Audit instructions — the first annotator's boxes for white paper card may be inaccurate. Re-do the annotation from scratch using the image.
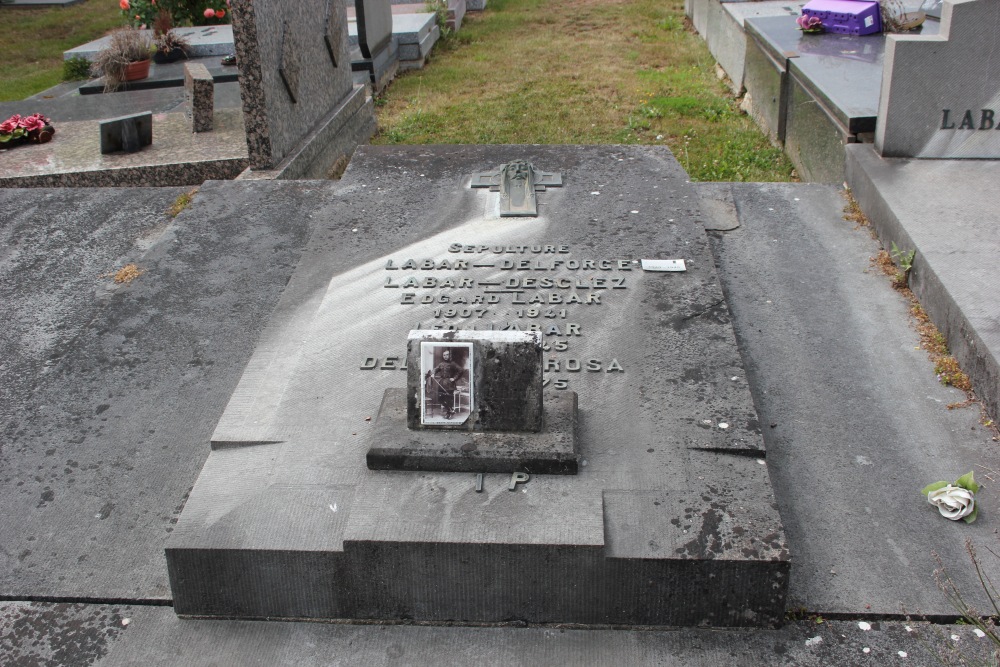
[641,259,686,272]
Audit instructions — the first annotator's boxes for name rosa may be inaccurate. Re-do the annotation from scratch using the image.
[940,109,1000,130]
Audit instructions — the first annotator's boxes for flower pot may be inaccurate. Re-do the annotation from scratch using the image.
[123,59,151,82]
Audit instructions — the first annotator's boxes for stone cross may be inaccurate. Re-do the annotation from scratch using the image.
[470,160,563,217]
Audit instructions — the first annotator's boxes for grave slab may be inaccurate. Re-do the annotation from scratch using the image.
[0,110,247,188]
[706,180,1000,615]
[166,145,788,627]
[846,144,1000,426]
[64,26,236,62]
[0,182,319,600]
[78,57,239,96]
[743,15,940,181]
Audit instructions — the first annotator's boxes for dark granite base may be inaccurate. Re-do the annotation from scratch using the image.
[782,69,849,184]
[238,84,375,180]
[367,389,579,474]
[742,22,789,143]
[351,41,399,93]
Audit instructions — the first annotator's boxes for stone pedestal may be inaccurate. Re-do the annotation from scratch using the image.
[184,62,214,133]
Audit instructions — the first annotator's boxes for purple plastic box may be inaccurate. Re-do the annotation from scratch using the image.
[801,0,882,35]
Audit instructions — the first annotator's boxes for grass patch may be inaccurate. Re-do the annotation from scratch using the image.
[0,3,121,102]
[373,0,795,182]
[167,189,198,217]
[870,248,972,394]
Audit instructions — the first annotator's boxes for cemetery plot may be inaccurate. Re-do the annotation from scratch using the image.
[166,145,789,627]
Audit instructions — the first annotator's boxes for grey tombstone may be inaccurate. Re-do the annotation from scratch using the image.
[165,145,789,628]
[99,111,153,154]
[229,0,376,178]
[875,0,1000,158]
[183,62,214,133]
[352,0,399,91]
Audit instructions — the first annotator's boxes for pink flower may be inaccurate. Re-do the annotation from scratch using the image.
[0,115,21,133]
[797,14,823,30]
[120,0,130,9]
[18,114,48,132]
[204,7,216,18]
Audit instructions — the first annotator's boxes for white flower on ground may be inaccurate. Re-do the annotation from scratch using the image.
[926,484,976,520]
[922,471,979,523]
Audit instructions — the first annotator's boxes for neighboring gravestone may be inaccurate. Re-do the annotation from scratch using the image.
[230,0,376,177]
[875,0,1000,158]
[184,62,214,133]
[353,0,399,91]
[99,112,152,154]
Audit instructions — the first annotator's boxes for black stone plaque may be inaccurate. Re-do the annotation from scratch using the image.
[99,112,153,154]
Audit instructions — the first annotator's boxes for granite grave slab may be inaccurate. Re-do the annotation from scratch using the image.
[166,145,789,627]
[743,15,940,181]
[65,26,236,62]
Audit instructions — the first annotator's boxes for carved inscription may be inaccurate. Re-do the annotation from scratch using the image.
[362,243,632,390]
[940,109,1000,131]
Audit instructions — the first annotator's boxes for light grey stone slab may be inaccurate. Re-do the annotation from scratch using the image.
[399,24,439,61]
[876,0,1000,157]
[356,0,394,58]
[723,0,805,27]
[708,180,1000,614]
[391,11,437,44]
[65,26,235,61]
[845,143,1000,425]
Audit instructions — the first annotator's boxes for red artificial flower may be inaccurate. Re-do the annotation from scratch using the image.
[215,8,225,18]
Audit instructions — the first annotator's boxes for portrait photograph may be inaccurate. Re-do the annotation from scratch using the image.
[420,342,473,425]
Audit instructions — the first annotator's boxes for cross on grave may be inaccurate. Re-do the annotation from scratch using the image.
[470,160,563,217]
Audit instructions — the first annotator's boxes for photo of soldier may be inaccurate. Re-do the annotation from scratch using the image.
[420,343,472,425]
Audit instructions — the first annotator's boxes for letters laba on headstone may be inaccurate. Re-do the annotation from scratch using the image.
[876,0,1000,158]
[229,0,376,178]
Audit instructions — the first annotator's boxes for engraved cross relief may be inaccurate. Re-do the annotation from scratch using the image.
[470,160,563,217]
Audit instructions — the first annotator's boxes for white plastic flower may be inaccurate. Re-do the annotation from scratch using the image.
[926,484,976,520]
[922,471,979,523]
